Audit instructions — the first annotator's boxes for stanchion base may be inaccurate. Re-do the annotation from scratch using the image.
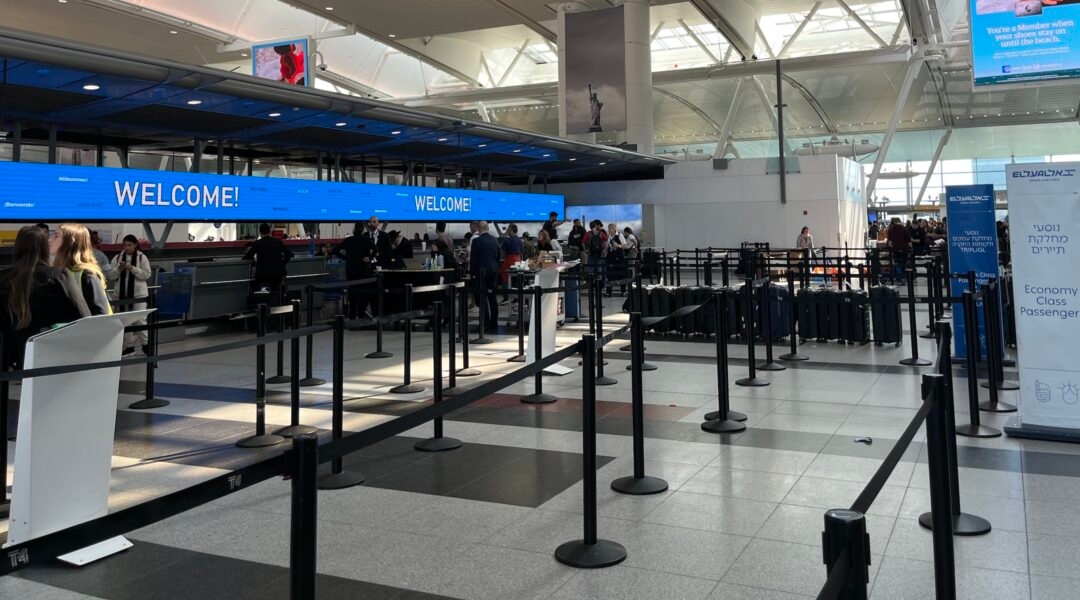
[554,539,627,569]
[507,354,526,363]
[918,511,992,536]
[127,398,170,410]
[472,337,495,345]
[779,353,809,361]
[265,375,292,384]
[415,436,464,452]
[640,362,658,371]
[955,423,1002,438]
[579,360,610,366]
[456,368,482,377]
[521,393,558,404]
[736,377,770,387]
[390,383,426,395]
[619,344,643,352]
[979,400,1018,413]
[298,377,327,387]
[919,331,938,339]
[899,357,933,366]
[705,410,748,422]
[611,475,669,496]
[596,376,619,386]
[317,470,366,490]
[236,434,287,448]
[273,424,318,437]
[757,361,787,372]
[701,419,747,434]
[365,351,394,359]
[982,380,1020,391]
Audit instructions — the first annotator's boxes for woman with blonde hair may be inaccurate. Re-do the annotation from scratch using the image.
[52,223,112,317]
[0,226,82,368]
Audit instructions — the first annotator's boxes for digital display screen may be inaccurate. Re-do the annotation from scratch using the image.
[971,0,1080,86]
[0,162,564,223]
[252,38,311,87]
[560,204,643,238]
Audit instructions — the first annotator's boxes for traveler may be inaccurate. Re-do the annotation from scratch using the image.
[622,227,640,260]
[390,230,413,269]
[89,230,118,283]
[52,223,112,317]
[436,221,453,250]
[470,221,501,331]
[567,219,586,257]
[500,224,524,302]
[886,217,911,281]
[795,226,814,250]
[607,223,629,295]
[581,220,609,285]
[537,229,555,253]
[910,219,928,256]
[110,234,153,355]
[868,221,880,241]
[541,211,569,241]
[243,223,294,304]
[332,219,390,319]
[0,226,82,369]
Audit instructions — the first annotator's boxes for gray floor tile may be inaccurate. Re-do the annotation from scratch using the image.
[801,454,915,488]
[616,520,752,580]
[432,545,576,600]
[549,565,718,600]
[708,446,817,476]
[1030,575,1080,600]
[678,467,799,503]
[885,518,1028,573]
[384,496,532,542]
[721,538,838,597]
[870,555,1030,600]
[897,487,1027,532]
[757,503,895,550]
[908,467,1024,499]
[1026,498,1080,537]
[706,583,812,599]
[0,577,102,600]
[1027,532,1080,579]
[643,491,777,537]
[783,476,906,517]
[1024,472,1080,504]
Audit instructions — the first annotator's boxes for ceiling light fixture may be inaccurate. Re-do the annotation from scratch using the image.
[169,30,179,34]
[478,143,487,148]
[186,99,203,105]
[438,137,448,142]
[335,122,347,127]
[269,112,282,117]
[512,149,522,153]
[569,158,577,162]
[241,52,249,57]
[82,84,101,91]
[543,154,550,157]
[599,162,606,166]
[325,5,334,10]
[388,34,397,38]
[391,130,402,135]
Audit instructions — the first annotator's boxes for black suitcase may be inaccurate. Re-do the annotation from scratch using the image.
[692,286,715,335]
[674,286,695,334]
[870,286,903,346]
[717,287,739,339]
[819,289,842,341]
[734,284,754,338]
[837,289,870,344]
[798,288,821,341]
[650,286,674,333]
[759,284,790,340]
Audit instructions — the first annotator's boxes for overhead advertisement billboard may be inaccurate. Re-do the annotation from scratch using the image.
[970,0,1080,86]
[252,38,311,87]
[564,6,627,134]
[0,162,563,223]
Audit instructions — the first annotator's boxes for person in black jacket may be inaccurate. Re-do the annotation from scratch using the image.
[0,226,82,369]
[243,223,294,304]
[469,221,501,331]
[332,217,393,319]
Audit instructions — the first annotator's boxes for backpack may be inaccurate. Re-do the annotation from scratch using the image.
[587,231,605,257]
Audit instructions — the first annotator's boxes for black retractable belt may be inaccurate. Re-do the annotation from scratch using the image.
[299,283,326,387]
[390,285,425,394]
[416,302,464,451]
[318,315,365,490]
[457,280,481,377]
[128,290,169,409]
[611,313,669,494]
[978,281,1017,413]
[736,278,769,387]
[267,292,292,384]
[236,304,287,449]
[274,300,318,438]
[954,291,1001,438]
[594,276,617,386]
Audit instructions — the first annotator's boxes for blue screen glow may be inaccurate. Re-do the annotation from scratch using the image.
[0,162,564,223]
[971,0,1080,86]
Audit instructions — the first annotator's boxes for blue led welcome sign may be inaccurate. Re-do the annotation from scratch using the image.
[0,162,564,222]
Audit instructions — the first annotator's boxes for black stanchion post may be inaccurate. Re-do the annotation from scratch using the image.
[721,257,730,287]
[299,283,326,386]
[955,291,1001,438]
[821,509,871,600]
[522,285,557,404]
[416,302,464,451]
[737,279,769,387]
[703,292,749,432]
[757,279,786,371]
[920,323,992,536]
[390,285,424,394]
[612,312,669,494]
[473,268,494,345]
[626,267,657,371]
[318,316,365,489]
[982,280,1019,391]
[128,291,168,409]
[921,262,939,339]
[923,374,959,600]
[900,268,932,366]
[267,300,291,384]
[978,281,1016,412]
[366,272,393,359]
[276,300,318,437]
[457,282,481,377]
[0,334,9,517]
[237,304,286,448]
[555,335,627,569]
[444,286,462,396]
[780,272,809,361]
[290,433,318,600]
[509,272,526,362]
[595,276,617,386]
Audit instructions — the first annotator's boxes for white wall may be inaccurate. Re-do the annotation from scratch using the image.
[535,155,864,250]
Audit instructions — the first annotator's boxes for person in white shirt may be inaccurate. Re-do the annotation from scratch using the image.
[110,234,153,354]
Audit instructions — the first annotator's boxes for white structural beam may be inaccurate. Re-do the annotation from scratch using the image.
[484,0,557,44]
[653,86,724,134]
[713,76,747,158]
[689,0,755,60]
[497,38,531,88]
[750,75,793,153]
[866,57,926,200]
[756,23,776,59]
[779,2,822,58]
[915,127,951,204]
[678,19,723,65]
[834,0,888,47]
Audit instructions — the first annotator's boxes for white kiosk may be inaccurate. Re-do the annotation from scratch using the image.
[4,310,154,565]
[526,266,574,376]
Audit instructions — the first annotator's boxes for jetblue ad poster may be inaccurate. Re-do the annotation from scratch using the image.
[971,0,1080,86]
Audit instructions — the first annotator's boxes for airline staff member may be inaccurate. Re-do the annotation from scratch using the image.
[243,223,294,304]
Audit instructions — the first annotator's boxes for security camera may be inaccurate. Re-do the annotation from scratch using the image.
[317,63,328,71]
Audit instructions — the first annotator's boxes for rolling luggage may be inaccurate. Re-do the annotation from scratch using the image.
[759,284,790,340]
[837,289,871,344]
[650,286,675,334]
[692,286,715,335]
[869,286,903,346]
[820,288,842,341]
[798,288,821,341]
[674,286,696,334]
[716,287,739,339]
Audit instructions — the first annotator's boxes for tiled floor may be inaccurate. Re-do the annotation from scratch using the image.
[1,290,1074,599]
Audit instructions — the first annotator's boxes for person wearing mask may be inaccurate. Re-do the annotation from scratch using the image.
[333,219,389,320]
[500,224,524,303]
[886,217,911,281]
[567,219,586,257]
[0,226,83,369]
[89,230,118,284]
[470,221,501,332]
[581,220,609,285]
[52,223,112,317]
[541,211,569,242]
[243,223,294,304]
[110,234,153,355]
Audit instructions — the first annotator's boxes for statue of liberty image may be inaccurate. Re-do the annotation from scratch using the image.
[588,83,603,132]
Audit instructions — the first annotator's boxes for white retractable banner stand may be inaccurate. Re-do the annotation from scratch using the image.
[5,310,154,565]
[1004,163,1080,439]
[527,267,573,376]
